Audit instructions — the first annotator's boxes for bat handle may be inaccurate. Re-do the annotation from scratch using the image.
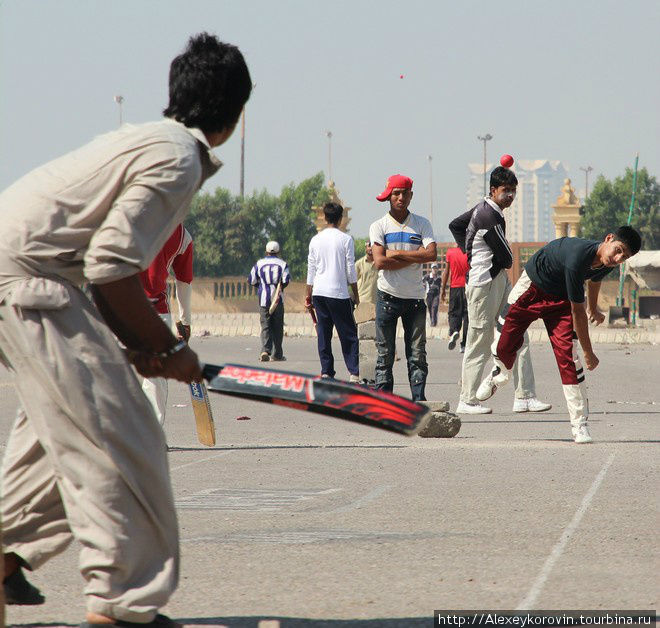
[202,363,223,381]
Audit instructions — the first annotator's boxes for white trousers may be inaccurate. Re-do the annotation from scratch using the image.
[141,312,172,426]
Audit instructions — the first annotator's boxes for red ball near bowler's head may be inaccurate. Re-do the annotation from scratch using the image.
[500,154,514,168]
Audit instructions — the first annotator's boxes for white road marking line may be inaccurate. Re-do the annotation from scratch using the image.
[516,452,616,610]
[328,484,390,513]
[170,451,233,471]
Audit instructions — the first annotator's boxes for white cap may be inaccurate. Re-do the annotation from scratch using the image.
[266,240,280,253]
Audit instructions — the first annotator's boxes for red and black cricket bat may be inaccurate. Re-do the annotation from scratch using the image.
[203,363,430,435]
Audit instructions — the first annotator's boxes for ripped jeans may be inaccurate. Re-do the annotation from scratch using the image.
[374,290,428,401]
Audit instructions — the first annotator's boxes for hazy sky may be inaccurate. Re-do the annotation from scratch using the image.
[1,0,658,238]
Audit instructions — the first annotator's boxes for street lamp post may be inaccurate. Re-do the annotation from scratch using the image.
[477,133,493,196]
[427,155,434,231]
[114,95,124,126]
[240,108,246,197]
[579,165,593,200]
[326,131,333,183]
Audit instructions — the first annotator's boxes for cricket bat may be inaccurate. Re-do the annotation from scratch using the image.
[189,380,216,446]
[203,363,430,435]
[268,281,283,315]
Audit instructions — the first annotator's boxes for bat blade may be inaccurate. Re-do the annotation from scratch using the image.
[189,380,216,446]
[202,363,430,435]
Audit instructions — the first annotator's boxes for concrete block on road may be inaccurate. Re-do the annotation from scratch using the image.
[359,359,376,381]
[418,411,461,438]
[420,400,451,412]
[358,320,377,339]
[354,302,376,324]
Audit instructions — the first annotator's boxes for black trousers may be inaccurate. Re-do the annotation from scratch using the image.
[448,286,469,348]
[312,295,359,378]
[426,291,440,326]
[260,302,284,358]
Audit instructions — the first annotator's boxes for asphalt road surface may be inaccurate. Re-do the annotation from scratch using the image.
[2,336,657,627]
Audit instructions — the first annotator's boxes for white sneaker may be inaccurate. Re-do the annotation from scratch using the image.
[447,331,459,350]
[572,424,593,444]
[456,401,492,414]
[476,373,498,401]
[349,374,360,383]
[259,351,270,362]
[512,397,553,413]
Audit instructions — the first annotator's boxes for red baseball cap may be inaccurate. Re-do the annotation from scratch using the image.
[376,174,413,202]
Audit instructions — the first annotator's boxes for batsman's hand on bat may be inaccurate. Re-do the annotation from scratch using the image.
[176,321,191,342]
[127,344,202,382]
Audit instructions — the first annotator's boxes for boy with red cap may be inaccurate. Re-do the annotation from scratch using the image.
[369,174,437,401]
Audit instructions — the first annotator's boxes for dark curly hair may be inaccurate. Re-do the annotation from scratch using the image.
[163,33,252,134]
[489,166,518,189]
[613,225,642,256]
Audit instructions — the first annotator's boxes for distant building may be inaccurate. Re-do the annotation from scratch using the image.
[467,160,569,242]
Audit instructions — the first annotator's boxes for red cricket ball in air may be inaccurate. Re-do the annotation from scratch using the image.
[500,154,514,168]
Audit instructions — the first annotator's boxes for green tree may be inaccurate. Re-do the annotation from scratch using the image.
[580,167,659,249]
[353,237,367,261]
[185,173,330,278]
[274,172,330,279]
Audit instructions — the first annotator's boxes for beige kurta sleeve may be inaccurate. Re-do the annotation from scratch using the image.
[83,150,202,285]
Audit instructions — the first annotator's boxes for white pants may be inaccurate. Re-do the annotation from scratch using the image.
[142,312,172,426]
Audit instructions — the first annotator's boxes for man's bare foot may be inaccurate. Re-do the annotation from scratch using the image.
[85,613,116,624]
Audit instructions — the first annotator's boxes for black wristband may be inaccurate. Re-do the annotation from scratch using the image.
[156,339,187,359]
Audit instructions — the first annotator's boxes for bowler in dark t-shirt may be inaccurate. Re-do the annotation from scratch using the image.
[525,237,614,303]
[474,226,641,444]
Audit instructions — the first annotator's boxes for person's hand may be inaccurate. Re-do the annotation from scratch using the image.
[127,350,164,378]
[353,294,360,307]
[305,297,313,311]
[159,345,203,383]
[385,249,399,259]
[176,321,191,342]
[440,290,447,304]
[584,350,599,371]
[587,308,605,326]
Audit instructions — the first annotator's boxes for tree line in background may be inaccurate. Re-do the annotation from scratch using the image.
[185,166,658,281]
[580,167,658,249]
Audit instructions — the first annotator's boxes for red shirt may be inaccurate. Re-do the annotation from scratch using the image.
[139,224,193,314]
[446,247,468,288]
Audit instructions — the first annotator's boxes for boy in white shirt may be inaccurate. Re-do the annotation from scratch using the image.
[305,202,360,380]
[369,174,437,401]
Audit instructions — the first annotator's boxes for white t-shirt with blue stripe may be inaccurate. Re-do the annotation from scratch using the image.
[369,212,435,299]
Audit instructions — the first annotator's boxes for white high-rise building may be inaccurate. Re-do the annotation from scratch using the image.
[466,160,569,242]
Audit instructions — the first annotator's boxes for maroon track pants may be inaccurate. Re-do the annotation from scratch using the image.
[497,282,582,386]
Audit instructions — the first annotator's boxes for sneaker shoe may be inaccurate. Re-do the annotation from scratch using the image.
[270,355,286,362]
[4,567,45,605]
[524,397,552,412]
[259,351,270,362]
[456,401,492,414]
[321,374,332,379]
[572,424,593,444]
[447,331,459,350]
[459,345,465,353]
[476,372,498,401]
[349,374,360,383]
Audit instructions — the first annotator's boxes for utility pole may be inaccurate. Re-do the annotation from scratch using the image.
[326,131,333,183]
[427,155,434,231]
[477,133,493,196]
[240,108,246,197]
[579,165,593,200]
[114,95,124,126]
